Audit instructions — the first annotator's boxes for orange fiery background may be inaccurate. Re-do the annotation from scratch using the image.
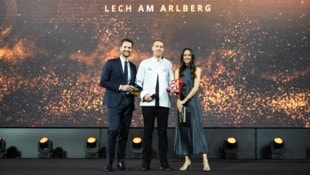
[0,0,309,127]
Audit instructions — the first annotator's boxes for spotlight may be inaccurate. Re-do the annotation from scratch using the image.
[84,137,99,158]
[6,146,21,158]
[130,136,142,158]
[0,137,6,158]
[52,147,66,158]
[223,137,239,159]
[270,137,286,159]
[38,136,53,158]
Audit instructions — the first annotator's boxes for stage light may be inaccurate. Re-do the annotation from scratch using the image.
[6,146,21,158]
[52,147,66,158]
[132,137,142,148]
[38,136,53,158]
[223,137,239,159]
[130,136,142,158]
[0,137,6,158]
[84,137,99,158]
[270,137,286,159]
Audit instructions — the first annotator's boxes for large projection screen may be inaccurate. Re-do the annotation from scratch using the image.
[0,0,309,128]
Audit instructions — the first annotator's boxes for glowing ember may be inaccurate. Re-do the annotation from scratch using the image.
[0,0,308,127]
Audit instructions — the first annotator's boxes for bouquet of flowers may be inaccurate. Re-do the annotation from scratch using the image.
[166,78,184,95]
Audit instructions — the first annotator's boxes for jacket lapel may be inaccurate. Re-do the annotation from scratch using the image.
[116,57,123,75]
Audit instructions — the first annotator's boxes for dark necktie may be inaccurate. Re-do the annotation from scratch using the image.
[124,61,128,84]
[155,75,159,107]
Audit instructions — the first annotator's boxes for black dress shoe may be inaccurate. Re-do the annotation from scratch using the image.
[160,165,172,171]
[104,165,112,172]
[117,162,129,171]
[141,162,151,171]
[141,166,151,171]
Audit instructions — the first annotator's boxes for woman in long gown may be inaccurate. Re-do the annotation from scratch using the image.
[174,48,211,171]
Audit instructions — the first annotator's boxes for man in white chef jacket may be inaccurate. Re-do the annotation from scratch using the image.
[135,39,174,171]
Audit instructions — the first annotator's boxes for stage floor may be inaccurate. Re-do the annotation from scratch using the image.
[1,158,310,175]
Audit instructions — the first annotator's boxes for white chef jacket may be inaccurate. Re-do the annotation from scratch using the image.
[136,57,174,108]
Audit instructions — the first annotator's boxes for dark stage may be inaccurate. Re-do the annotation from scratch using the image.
[1,158,309,175]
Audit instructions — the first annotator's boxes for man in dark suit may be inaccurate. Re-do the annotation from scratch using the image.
[99,38,137,172]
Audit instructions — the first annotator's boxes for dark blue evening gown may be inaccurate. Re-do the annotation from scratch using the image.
[174,67,209,156]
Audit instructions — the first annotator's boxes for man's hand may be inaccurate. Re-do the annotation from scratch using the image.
[143,93,154,102]
[121,85,135,92]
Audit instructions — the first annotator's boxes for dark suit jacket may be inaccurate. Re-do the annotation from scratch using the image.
[99,57,137,109]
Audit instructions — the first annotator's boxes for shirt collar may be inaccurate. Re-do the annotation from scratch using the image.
[151,56,164,62]
[120,56,128,62]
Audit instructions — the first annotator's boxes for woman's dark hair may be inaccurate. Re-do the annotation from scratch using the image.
[179,48,196,79]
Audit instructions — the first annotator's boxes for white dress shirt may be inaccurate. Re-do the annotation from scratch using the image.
[135,57,174,108]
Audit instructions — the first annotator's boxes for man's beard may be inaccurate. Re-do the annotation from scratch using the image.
[154,51,162,58]
[122,51,130,58]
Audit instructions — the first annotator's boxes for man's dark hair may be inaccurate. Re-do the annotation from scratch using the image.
[120,38,134,47]
[179,48,197,79]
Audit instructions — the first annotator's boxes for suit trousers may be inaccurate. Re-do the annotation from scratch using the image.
[106,95,133,165]
[141,106,170,167]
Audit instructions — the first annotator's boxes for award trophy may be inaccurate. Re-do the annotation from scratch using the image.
[178,106,190,127]
[129,81,143,96]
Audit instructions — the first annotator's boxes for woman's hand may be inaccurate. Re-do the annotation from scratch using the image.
[177,99,184,112]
